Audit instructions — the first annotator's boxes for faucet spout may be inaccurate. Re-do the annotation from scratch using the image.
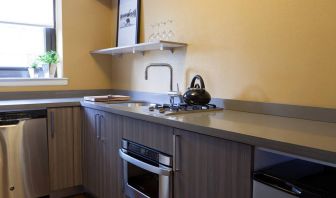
[144,63,173,92]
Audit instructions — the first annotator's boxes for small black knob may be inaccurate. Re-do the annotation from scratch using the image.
[159,108,166,113]
[10,186,15,191]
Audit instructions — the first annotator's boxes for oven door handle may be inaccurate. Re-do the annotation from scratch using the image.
[119,149,172,176]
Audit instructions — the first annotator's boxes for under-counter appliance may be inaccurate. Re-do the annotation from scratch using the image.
[0,110,49,198]
[119,139,173,198]
[253,160,336,198]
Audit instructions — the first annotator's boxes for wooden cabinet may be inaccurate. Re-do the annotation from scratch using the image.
[82,108,123,198]
[173,129,253,198]
[47,107,82,191]
[82,108,100,196]
[123,117,174,154]
[101,111,123,198]
[82,108,253,198]
[73,107,83,186]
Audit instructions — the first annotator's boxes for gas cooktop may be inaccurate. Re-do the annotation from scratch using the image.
[148,103,223,115]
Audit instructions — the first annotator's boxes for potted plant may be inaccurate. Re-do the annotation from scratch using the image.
[28,61,39,78]
[38,50,59,78]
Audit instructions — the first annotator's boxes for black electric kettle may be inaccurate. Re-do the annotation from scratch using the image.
[183,75,211,105]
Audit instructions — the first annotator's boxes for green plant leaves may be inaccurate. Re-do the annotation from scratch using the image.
[38,50,59,64]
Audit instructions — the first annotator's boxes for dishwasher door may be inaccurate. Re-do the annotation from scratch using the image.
[0,116,49,198]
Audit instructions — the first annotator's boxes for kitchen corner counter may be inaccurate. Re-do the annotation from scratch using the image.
[0,98,82,111]
[81,101,336,165]
[0,97,335,165]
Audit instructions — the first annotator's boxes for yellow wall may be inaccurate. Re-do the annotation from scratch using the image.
[1,0,335,109]
[0,0,114,92]
[110,0,336,108]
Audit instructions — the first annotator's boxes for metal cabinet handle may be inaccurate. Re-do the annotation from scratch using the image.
[50,111,55,138]
[94,114,100,139]
[119,149,172,176]
[99,115,104,141]
[173,134,180,171]
[97,114,101,140]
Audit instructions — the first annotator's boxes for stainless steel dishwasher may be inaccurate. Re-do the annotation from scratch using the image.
[0,110,50,198]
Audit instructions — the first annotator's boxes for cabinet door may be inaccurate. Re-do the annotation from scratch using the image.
[82,108,101,197]
[83,108,123,198]
[123,117,174,154]
[73,107,83,186]
[48,107,82,191]
[99,111,123,198]
[174,129,253,198]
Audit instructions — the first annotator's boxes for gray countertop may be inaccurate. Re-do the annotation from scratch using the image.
[0,98,82,111]
[0,98,335,164]
[81,101,336,165]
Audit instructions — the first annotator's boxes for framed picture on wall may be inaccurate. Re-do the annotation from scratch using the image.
[116,0,140,47]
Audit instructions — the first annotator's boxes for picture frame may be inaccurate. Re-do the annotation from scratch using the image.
[116,0,140,47]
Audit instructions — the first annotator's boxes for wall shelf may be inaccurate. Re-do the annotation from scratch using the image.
[90,40,187,56]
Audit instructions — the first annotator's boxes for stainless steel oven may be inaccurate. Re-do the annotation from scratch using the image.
[119,139,173,198]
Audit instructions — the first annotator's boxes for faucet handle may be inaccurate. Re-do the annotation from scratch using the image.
[168,91,180,96]
[168,83,183,107]
[168,83,182,96]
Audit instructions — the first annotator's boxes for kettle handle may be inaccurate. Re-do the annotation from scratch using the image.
[190,75,206,89]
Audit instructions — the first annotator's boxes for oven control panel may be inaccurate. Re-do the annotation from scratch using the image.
[121,139,172,167]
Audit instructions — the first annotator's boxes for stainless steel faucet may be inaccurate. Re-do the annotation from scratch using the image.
[145,63,182,106]
[145,63,173,92]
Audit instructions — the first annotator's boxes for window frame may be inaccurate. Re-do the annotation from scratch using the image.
[45,0,57,52]
[0,0,68,86]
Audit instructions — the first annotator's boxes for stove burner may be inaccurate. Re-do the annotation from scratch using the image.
[148,103,222,114]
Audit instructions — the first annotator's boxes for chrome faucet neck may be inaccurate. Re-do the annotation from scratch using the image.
[145,63,173,92]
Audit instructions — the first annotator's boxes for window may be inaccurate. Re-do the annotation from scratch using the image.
[0,0,56,78]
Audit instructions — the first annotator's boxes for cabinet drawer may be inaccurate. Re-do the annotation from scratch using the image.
[123,117,174,155]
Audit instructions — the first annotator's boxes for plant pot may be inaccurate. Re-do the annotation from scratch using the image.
[42,64,57,78]
[28,68,39,78]
[42,64,50,78]
[49,63,57,78]
[28,68,36,78]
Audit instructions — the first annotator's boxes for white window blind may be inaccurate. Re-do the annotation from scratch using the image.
[0,0,55,70]
[0,0,54,28]
[0,23,45,67]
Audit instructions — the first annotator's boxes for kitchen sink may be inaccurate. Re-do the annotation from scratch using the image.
[106,101,150,108]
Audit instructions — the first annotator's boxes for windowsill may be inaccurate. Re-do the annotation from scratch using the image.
[0,78,68,86]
